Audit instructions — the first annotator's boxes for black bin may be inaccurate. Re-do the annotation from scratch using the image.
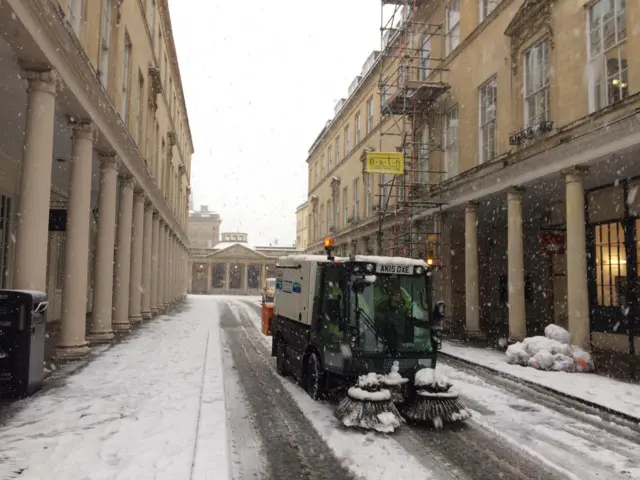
[0,290,48,399]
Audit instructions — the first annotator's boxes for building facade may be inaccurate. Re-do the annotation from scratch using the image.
[295,201,309,250]
[188,204,222,248]
[305,0,640,356]
[0,0,191,361]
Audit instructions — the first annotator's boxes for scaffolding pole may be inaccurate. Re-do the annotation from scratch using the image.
[373,0,449,260]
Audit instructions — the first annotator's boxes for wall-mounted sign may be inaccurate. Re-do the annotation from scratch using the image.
[364,152,404,175]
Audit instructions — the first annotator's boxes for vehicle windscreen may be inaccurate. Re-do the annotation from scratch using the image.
[350,273,432,354]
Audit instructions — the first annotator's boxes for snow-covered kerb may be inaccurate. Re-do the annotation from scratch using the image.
[506,324,594,373]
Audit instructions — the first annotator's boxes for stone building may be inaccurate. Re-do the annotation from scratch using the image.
[304,0,640,356]
[0,0,191,360]
[187,206,299,294]
[295,201,309,250]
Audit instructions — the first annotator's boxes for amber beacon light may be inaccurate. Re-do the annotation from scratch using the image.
[324,237,335,260]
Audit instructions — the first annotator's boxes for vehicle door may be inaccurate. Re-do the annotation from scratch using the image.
[311,264,345,371]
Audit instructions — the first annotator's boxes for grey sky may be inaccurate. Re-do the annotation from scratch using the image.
[168,0,381,246]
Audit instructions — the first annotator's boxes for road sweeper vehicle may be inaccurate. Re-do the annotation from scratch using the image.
[270,237,469,431]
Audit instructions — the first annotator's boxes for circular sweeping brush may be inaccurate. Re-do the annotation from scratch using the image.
[403,368,471,429]
[334,372,406,433]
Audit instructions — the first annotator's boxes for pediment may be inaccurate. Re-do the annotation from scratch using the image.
[208,244,267,260]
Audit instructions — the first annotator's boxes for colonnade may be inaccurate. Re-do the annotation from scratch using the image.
[11,69,189,360]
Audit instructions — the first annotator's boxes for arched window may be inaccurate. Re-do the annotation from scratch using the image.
[420,36,431,80]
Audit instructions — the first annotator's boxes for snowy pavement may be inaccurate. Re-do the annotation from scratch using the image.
[441,340,640,421]
[0,300,230,480]
[2,295,640,480]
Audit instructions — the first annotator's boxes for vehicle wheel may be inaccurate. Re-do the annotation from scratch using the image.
[305,352,325,400]
[276,337,287,377]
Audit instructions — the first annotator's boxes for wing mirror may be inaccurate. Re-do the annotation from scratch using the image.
[431,300,445,351]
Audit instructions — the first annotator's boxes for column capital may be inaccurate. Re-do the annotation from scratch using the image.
[144,200,154,211]
[507,186,525,199]
[152,210,160,219]
[159,218,166,226]
[21,67,63,96]
[562,166,589,181]
[464,201,479,213]
[70,120,98,143]
[133,189,146,203]
[98,151,119,171]
[119,174,136,190]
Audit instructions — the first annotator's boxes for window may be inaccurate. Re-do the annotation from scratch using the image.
[154,122,160,178]
[320,154,325,178]
[327,199,332,232]
[334,197,340,231]
[355,112,361,145]
[479,75,497,164]
[480,0,499,21]
[380,174,390,206]
[335,136,340,162]
[524,40,550,126]
[420,36,431,80]
[366,97,374,134]
[149,0,156,39]
[328,146,333,171]
[313,211,318,241]
[342,186,349,226]
[365,174,373,217]
[588,0,628,112]
[419,126,429,184]
[67,0,83,34]
[320,204,325,237]
[594,221,626,307]
[99,0,112,88]
[353,179,359,220]
[55,235,66,289]
[445,0,460,55]
[444,105,459,178]
[344,125,350,156]
[122,33,132,123]
[136,71,145,146]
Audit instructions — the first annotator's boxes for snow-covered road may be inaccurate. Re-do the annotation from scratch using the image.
[1,294,639,480]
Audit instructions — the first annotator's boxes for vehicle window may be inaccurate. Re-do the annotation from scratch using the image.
[320,266,343,343]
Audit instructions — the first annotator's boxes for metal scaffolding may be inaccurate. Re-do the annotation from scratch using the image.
[374,0,449,260]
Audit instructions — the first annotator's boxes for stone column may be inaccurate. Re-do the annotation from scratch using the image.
[507,188,527,341]
[128,190,145,324]
[225,263,230,292]
[162,225,170,310]
[150,212,160,315]
[13,69,60,292]
[243,264,248,294]
[564,168,591,350]
[113,176,135,331]
[464,202,481,335]
[141,202,153,319]
[55,122,96,360]
[157,220,166,312]
[88,153,119,344]
[171,236,176,301]
[206,263,212,293]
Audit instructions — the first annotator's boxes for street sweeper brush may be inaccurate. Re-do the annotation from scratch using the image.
[334,372,406,433]
[403,368,471,429]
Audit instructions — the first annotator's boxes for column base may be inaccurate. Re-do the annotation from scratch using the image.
[141,310,151,321]
[161,302,170,311]
[113,322,131,332]
[87,331,115,344]
[464,328,485,339]
[129,315,143,325]
[54,343,90,361]
[151,307,159,316]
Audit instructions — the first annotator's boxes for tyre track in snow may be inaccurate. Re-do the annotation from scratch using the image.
[219,304,356,480]
[235,298,565,480]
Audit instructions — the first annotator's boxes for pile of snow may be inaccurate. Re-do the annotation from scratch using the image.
[506,324,594,373]
[414,367,450,388]
[381,360,409,386]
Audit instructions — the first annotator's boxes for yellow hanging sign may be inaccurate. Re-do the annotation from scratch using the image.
[364,152,405,175]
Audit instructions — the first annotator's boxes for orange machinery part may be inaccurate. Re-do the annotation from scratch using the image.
[261,302,274,336]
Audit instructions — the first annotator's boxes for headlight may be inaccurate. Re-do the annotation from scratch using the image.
[365,263,374,272]
[415,266,423,275]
